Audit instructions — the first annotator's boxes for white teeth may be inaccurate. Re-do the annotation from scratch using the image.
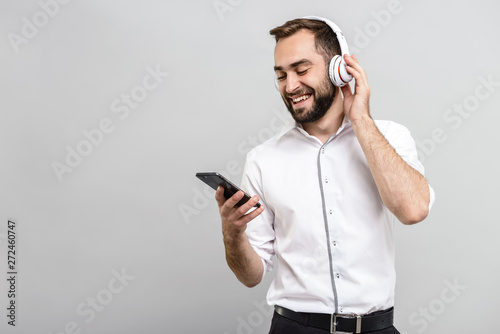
[292,94,311,103]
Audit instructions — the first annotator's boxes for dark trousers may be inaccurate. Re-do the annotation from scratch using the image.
[269,311,401,334]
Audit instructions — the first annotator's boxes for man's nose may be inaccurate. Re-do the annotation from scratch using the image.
[285,74,300,94]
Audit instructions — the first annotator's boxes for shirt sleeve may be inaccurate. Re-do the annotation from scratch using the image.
[240,149,276,276]
[380,121,436,212]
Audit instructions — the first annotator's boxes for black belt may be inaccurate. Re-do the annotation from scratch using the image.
[274,305,394,333]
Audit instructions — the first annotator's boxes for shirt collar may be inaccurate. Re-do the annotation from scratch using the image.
[292,115,350,142]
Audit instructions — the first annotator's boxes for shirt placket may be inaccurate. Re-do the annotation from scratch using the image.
[317,134,344,314]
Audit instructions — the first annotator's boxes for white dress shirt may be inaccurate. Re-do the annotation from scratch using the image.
[241,117,435,315]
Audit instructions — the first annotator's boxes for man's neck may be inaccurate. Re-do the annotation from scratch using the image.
[301,93,344,144]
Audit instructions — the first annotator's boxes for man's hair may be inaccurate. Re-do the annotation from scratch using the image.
[269,18,341,64]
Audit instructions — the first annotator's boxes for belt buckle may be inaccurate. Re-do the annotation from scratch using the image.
[330,313,361,334]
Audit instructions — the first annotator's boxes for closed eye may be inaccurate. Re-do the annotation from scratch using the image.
[276,68,308,81]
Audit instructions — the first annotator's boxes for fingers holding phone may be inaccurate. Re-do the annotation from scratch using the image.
[215,185,265,237]
[196,172,265,238]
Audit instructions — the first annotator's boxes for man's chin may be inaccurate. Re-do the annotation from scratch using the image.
[289,109,307,124]
[293,106,307,117]
[292,107,320,124]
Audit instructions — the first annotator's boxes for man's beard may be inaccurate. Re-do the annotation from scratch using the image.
[282,76,336,124]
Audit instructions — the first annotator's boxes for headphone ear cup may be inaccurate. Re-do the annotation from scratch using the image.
[329,55,353,87]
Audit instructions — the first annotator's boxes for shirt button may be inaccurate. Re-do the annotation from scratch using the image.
[332,241,337,246]
[329,209,333,215]
[336,273,340,279]
[325,178,328,183]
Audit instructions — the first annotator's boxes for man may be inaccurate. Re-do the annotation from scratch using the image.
[215,17,435,334]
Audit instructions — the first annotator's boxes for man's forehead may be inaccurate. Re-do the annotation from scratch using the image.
[273,29,321,69]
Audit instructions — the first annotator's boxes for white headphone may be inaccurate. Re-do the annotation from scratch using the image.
[274,15,353,90]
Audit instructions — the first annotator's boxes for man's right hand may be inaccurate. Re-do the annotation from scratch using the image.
[215,186,265,241]
[215,185,266,287]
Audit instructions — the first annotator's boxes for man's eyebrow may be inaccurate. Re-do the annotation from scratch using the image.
[274,59,313,72]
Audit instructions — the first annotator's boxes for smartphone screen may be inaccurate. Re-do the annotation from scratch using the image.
[196,172,261,208]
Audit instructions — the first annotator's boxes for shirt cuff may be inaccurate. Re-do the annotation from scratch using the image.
[428,184,436,212]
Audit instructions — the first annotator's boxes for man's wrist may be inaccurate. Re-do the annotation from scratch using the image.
[350,114,374,128]
[223,229,247,247]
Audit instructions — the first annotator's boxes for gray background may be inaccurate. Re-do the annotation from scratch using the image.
[0,0,499,333]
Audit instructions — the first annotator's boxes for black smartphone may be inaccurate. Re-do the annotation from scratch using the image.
[196,172,261,208]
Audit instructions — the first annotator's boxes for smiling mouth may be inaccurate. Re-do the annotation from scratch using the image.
[291,94,312,104]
